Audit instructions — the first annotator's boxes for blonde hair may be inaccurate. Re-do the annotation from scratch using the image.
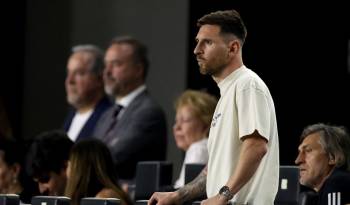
[175,90,218,132]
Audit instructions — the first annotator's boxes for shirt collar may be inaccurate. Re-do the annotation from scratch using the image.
[116,84,146,108]
[218,65,246,97]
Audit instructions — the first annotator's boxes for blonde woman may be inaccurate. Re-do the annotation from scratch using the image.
[173,90,217,188]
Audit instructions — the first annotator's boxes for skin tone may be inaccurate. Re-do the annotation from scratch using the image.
[193,24,242,84]
[95,188,120,198]
[65,52,103,113]
[295,133,335,191]
[34,169,67,196]
[103,43,144,100]
[148,24,268,205]
[173,105,208,151]
[0,152,22,194]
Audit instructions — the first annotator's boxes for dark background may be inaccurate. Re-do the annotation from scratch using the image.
[188,1,350,164]
[2,0,350,166]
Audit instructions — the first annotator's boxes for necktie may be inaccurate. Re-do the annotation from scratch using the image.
[104,104,123,136]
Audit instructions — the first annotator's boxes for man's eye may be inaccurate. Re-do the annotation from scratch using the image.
[305,149,312,153]
[205,40,212,45]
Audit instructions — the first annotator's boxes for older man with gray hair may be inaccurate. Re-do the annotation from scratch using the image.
[295,123,350,205]
[63,45,112,141]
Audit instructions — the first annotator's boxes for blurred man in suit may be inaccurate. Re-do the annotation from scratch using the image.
[64,45,111,141]
[93,36,167,181]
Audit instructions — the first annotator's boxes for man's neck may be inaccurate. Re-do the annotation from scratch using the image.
[116,81,144,100]
[76,92,103,114]
[212,55,243,84]
[314,166,336,192]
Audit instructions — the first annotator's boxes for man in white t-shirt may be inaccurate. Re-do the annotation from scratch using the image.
[149,9,279,205]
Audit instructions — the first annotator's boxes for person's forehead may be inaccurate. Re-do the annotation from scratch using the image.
[196,24,221,38]
[299,133,322,150]
[177,105,195,116]
[68,52,93,69]
[105,43,134,62]
[109,43,133,54]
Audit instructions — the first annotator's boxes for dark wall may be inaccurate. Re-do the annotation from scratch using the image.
[3,0,349,168]
[188,0,350,165]
[1,0,26,139]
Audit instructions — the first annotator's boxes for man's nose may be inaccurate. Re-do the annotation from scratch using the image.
[193,43,202,55]
[295,153,303,165]
[66,73,74,84]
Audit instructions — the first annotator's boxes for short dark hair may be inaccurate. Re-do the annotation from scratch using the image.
[26,130,74,181]
[197,10,247,45]
[110,36,149,79]
[300,123,350,171]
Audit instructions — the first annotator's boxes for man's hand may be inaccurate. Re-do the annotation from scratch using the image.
[200,195,227,205]
[148,191,180,205]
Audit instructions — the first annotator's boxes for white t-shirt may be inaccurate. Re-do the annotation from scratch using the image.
[206,65,279,204]
[174,138,208,189]
[67,109,93,141]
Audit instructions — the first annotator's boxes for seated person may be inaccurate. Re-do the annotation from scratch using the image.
[0,138,38,203]
[65,139,133,205]
[26,130,74,195]
[295,123,350,205]
[172,90,217,189]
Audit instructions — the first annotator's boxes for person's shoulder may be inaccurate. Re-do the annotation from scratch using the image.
[95,188,120,198]
[133,90,164,112]
[329,169,350,182]
[324,169,350,191]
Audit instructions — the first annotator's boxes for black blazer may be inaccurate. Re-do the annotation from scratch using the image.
[63,96,112,141]
[93,90,167,179]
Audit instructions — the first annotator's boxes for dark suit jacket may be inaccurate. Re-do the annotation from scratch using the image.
[93,90,167,179]
[63,96,112,141]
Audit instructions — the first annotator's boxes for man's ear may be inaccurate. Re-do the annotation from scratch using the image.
[228,40,240,55]
[328,155,336,165]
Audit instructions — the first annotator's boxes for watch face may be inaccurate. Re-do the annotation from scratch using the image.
[219,186,233,200]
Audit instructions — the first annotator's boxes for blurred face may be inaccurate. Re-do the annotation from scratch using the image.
[34,170,67,196]
[0,152,17,192]
[104,43,142,97]
[65,52,102,109]
[173,105,207,151]
[295,133,335,191]
[194,25,232,76]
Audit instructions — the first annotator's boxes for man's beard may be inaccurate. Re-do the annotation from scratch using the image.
[199,64,218,76]
[104,84,114,96]
[104,82,121,97]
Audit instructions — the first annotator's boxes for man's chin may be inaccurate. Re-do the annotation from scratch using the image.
[67,96,80,107]
[199,67,209,75]
[104,85,115,96]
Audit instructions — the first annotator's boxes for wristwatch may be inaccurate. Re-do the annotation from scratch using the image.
[219,186,234,201]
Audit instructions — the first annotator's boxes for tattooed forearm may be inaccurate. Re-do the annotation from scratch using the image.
[176,167,207,203]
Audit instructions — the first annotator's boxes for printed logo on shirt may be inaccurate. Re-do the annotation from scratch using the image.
[211,113,222,127]
[328,192,341,205]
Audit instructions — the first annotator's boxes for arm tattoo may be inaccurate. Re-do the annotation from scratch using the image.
[176,168,207,203]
